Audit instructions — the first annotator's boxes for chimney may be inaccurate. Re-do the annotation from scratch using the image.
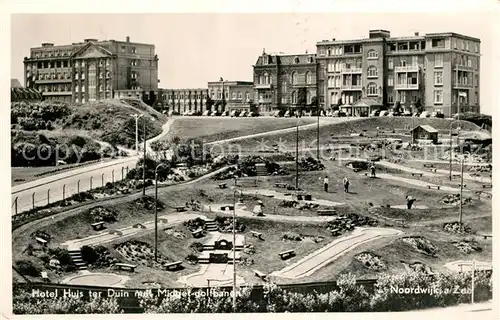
[84,39,98,43]
[126,36,130,43]
[414,32,419,36]
[41,43,54,47]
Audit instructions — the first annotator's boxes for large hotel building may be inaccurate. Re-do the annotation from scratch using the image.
[254,30,480,117]
[23,36,159,103]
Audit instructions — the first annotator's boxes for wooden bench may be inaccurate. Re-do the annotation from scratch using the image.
[478,233,492,240]
[254,269,267,281]
[175,206,186,212]
[41,271,50,282]
[251,231,263,240]
[133,223,146,229]
[158,218,168,224]
[275,183,288,188]
[218,183,228,189]
[482,184,492,189]
[221,205,235,211]
[330,228,341,236]
[317,209,337,216]
[411,173,423,177]
[423,164,435,168]
[427,185,441,190]
[115,263,137,272]
[192,229,204,238]
[35,237,47,246]
[429,168,438,172]
[164,261,182,271]
[108,229,124,236]
[278,250,295,260]
[458,184,467,188]
[91,221,105,231]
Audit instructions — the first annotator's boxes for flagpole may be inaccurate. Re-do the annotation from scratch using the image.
[471,259,476,304]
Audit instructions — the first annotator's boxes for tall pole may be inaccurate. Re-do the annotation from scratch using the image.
[317,101,320,160]
[449,127,453,180]
[232,189,241,313]
[295,122,299,190]
[459,158,464,231]
[471,259,476,303]
[142,117,147,196]
[135,116,139,154]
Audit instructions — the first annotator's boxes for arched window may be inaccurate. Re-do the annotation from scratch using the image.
[294,57,300,64]
[264,72,270,84]
[238,92,242,99]
[305,71,312,84]
[367,82,378,96]
[292,91,297,104]
[259,74,265,84]
[306,90,312,104]
[291,72,298,85]
[367,50,378,59]
[367,66,378,78]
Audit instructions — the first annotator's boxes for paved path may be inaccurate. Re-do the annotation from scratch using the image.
[62,212,205,249]
[248,188,345,207]
[371,173,462,193]
[177,263,246,287]
[11,118,177,214]
[271,227,403,279]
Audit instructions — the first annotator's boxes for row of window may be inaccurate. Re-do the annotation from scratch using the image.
[32,50,72,58]
[75,84,111,92]
[36,84,71,93]
[74,71,111,79]
[262,55,314,65]
[29,60,71,69]
[280,90,315,104]
[258,71,314,85]
[453,38,479,53]
[75,92,113,103]
[31,72,71,80]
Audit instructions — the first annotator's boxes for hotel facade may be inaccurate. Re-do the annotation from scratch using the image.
[315,30,481,117]
[23,36,159,104]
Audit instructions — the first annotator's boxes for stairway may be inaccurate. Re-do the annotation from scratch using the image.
[68,248,87,270]
[255,163,268,176]
[205,220,218,232]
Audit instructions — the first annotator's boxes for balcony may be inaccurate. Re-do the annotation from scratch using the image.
[35,78,72,84]
[452,81,473,89]
[258,98,272,104]
[254,83,272,89]
[395,65,419,73]
[340,84,362,91]
[395,83,419,90]
[454,65,474,71]
[341,67,362,74]
[42,91,72,96]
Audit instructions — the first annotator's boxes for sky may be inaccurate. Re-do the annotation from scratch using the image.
[9,11,497,114]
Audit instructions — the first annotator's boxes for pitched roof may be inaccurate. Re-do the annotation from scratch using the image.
[11,79,23,88]
[414,125,438,133]
[352,98,383,107]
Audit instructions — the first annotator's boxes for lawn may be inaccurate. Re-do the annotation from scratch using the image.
[164,117,314,143]
[217,117,479,151]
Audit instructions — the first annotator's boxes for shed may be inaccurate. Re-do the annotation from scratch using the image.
[410,125,439,144]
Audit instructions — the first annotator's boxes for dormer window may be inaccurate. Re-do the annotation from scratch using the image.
[294,57,300,64]
[367,50,378,59]
[308,56,313,63]
[263,56,269,65]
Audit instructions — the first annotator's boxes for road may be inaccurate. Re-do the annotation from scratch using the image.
[11,118,176,214]
[271,227,403,279]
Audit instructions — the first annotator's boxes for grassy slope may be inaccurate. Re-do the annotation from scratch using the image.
[221,117,480,150]
[164,118,314,143]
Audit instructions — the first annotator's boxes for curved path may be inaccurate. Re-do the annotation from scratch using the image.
[11,118,176,214]
[271,227,403,279]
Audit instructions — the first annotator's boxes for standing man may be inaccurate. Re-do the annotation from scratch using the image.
[370,163,376,178]
[343,176,350,193]
[406,195,416,209]
[324,175,329,193]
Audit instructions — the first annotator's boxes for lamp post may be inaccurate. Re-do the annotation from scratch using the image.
[220,77,225,114]
[154,163,167,262]
[459,158,464,232]
[295,120,300,190]
[232,188,242,313]
[316,101,320,161]
[130,114,144,155]
[142,116,147,196]
[449,120,462,180]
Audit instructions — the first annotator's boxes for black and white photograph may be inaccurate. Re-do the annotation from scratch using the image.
[2,0,498,317]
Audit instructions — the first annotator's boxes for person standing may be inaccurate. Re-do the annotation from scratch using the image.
[406,195,416,209]
[370,164,376,178]
[343,176,350,193]
[324,176,329,193]
[253,200,264,216]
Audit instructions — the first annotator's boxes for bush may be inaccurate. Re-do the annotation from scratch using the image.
[183,218,206,232]
[47,247,73,268]
[13,290,122,314]
[81,246,98,264]
[189,242,204,252]
[14,260,40,277]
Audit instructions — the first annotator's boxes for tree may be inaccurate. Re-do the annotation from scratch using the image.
[414,99,424,113]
